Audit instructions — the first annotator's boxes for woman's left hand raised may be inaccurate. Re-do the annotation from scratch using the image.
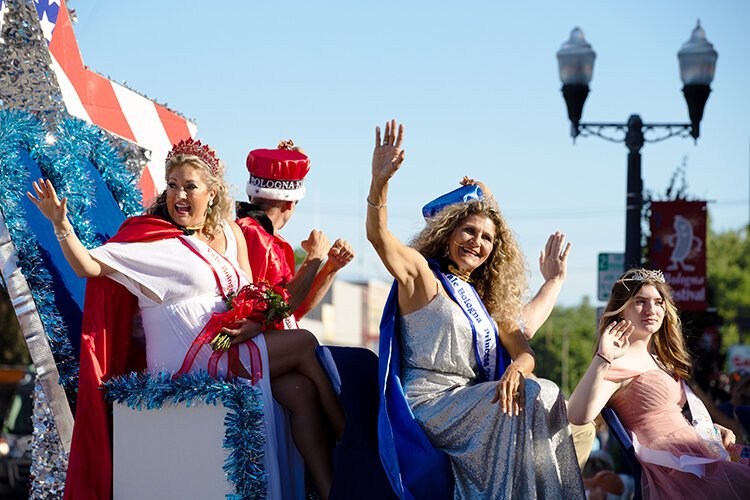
[224,318,263,345]
[491,363,525,416]
[539,232,571,283]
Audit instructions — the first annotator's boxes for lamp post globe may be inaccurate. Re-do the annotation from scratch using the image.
[557,27,596,138]
[557,22,718,272]
[678,20,718,139]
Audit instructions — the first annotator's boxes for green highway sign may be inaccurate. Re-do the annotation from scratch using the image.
[598,253,624,301]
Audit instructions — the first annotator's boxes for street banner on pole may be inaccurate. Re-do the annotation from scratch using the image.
[649,201,708,312]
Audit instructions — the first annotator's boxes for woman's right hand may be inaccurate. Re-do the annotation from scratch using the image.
[491,363,525,416]
[225,318,263,345]
[371,119,405,185]
[597,319,633,362]
[26,178,67,225]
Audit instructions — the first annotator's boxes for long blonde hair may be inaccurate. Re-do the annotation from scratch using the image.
[410,200,527,332]
[600,268,691,379]
[148,154,232,239]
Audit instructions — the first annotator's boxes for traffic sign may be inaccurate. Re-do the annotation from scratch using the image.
[598,253,624,301]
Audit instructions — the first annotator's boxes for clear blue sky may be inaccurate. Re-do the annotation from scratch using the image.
[69,0,749,306]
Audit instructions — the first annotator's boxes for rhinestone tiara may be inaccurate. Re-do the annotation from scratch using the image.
[166,138,220,177]
[619,268,666,284]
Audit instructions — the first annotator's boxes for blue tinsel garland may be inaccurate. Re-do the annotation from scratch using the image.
[104,371,267,499]
[0,110,144,395]
[0,110,79,392]
[47,116,143,249]
[55,117,142,220]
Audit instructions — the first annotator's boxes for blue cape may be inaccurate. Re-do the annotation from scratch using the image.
[377,282,453,500]
[377,263,511,499]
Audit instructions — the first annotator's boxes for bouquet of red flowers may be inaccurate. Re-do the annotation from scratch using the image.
[208,282,292,351]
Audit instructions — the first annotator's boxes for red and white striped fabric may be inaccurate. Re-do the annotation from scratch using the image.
[38,0,196,204]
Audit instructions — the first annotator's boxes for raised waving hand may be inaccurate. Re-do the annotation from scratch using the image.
[596,319,633,363]
[568,319,635,424]
[25,178,111,278]
[372,119,406,185]
[539,232,572,283]
[27,178,68,225]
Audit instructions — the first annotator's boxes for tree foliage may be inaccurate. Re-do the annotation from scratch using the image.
[294,246,307,268]
[530,297,597,398]
[707,226,750,348]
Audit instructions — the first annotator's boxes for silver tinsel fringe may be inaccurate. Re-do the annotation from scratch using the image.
[29,378,67,500]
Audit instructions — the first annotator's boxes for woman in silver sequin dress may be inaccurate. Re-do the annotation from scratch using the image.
[367,120,584,499]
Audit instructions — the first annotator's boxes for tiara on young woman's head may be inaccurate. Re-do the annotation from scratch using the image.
[166,138,220,177]
[619,268,666,284]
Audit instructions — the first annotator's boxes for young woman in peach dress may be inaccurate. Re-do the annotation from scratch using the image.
[569,268,750,499]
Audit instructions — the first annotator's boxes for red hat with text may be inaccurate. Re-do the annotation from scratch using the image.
[246,140,310,201]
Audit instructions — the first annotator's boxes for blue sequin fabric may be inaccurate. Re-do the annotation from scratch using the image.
[400,294,584,499]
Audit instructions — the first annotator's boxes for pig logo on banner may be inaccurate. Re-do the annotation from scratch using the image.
[666,215,703,272]
[649,200,707,312]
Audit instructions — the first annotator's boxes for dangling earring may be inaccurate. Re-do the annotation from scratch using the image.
[207,199,213,215]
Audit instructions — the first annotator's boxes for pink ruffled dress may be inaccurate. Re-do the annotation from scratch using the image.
[605,367,750,499]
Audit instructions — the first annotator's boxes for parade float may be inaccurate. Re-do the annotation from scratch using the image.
[0,1,390,497]
[0,1,313,498]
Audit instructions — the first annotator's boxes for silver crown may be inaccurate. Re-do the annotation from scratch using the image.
[619,269,666,284]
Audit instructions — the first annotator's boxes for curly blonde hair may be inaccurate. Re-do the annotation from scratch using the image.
[600,268,691,379]
[148,154,232,240]
[409,199,527,332]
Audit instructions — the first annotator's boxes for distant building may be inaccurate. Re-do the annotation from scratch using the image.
[299,279,391,353]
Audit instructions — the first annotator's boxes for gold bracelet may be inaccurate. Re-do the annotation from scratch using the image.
[366,196,386,209]
[55,228,74,241]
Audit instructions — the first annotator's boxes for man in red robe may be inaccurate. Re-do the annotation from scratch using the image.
[236,141,353,327]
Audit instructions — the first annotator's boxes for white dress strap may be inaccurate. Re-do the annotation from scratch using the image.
[221,221,239,261]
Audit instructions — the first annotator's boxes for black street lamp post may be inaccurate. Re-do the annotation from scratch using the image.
[557,23,718,270]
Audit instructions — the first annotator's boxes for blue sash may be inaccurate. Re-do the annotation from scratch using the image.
[429,260,510,382]
[377,263,511,499]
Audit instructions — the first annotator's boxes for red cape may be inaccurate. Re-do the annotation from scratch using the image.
[236,216,295,288]
[64,215,183,500]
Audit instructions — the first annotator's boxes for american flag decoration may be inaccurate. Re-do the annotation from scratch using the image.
[32,0,197,203]
[0,1,201,496]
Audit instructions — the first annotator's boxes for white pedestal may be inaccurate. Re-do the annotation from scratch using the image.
[113,402,232,499]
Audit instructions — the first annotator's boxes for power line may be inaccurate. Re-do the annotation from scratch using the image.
[295,198,749,222]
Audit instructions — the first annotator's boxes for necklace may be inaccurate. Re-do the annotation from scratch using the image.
[194,230,215,243]
[447,264,473,283]
[184,222,205,231]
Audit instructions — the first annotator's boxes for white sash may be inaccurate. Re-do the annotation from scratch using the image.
[443,272,500,381]
[179,236,241,298]
[632,379,728,477]
[684,381,729,459]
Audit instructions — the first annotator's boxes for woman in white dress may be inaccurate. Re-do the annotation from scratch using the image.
[27,138,343,500]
